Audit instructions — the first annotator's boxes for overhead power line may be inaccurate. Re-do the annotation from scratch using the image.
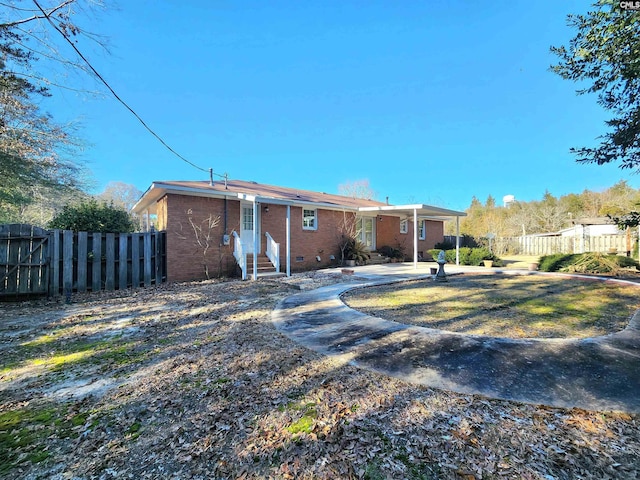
[32,0,213,175]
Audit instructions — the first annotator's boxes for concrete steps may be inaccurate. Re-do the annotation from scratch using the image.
[245,253,283,279]
[367,252,390,265]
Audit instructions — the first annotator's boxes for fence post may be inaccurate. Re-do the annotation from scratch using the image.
[155,231,163,285]
[119,233,128,290]
[105,233,115,290]
[77,231,88,293]
[131,233,140,288]
[63,230,73,296]
[143,232,152,286]
[92,233,102,292]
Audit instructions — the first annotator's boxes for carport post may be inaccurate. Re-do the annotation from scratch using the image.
[413,208,418,270]
[456,216,460,265]
[286,205,291,277]
[253,201,258,280]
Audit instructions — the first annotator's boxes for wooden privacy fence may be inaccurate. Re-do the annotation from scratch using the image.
[0,224,166,298]
[498,234,630,256]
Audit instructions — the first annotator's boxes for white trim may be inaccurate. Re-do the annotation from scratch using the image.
[400,219,408,234]
[356,216,376,251]
[303,208,318,230]
[359,203,466,217]
[252,201,258,280]
[413,209,418,270]
[456,216,460,265]
[286,205,291,276]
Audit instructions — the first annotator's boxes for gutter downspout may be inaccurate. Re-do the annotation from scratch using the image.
[224,197,228,235]
[286,205,291,276]
[456,216,460,265]
[413,208,418,270]
[253,201,258,280]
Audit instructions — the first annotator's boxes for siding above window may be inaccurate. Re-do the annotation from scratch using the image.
[303,209,317,230]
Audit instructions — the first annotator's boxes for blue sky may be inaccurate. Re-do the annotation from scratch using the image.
[45,0,638,211]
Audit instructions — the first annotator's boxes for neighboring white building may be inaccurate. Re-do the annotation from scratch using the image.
[558,218,622,238]
[511,218,627,255]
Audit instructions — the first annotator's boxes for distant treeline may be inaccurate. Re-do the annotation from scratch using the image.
[447,181,639,238]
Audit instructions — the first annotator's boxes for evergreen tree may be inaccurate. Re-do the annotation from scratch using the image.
[551,1,640,171]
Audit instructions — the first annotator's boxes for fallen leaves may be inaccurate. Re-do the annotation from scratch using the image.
[0,273,639,478]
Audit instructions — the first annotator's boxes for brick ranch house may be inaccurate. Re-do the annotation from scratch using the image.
[132,179,466,282]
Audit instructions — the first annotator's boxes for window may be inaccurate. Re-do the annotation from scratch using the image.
[242,206,254,231]
[419,220,426,240]
[400,219,408,234]
[303,209,317,230]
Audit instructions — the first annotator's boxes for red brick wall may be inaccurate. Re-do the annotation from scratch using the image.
[156,196,168,231]
[375,215,401,250]
[160,195,355,280]
[162,194,239,282]
[375,216,444,260]
[265,206,353,272]
[159,193,446,281]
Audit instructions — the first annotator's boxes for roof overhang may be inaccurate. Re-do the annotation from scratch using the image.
[358,204,466,219]
[132,182,240,214]
[132,183,466,219]
[132,182,363,214]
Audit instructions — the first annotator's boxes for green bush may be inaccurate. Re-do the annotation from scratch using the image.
[538,254,581,272]
[48,200,136,233]
[378,245,404,259]
[469,248,494,266]
[427,247,500,266]
[539,253,639,273]
[433,241,454,250]
[343,238,370,265]
[615,255,639,269]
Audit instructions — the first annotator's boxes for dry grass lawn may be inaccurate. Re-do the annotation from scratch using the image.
[343,273,640,338]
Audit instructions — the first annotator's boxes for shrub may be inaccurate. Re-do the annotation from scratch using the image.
[538,254,581,272]
[427,247,500,266]
[343,238,370,265]
[433,241,454,250]
[469,248,490,265]
[48,200,136,233]
[378,245,404,259]
[540,253,639,274]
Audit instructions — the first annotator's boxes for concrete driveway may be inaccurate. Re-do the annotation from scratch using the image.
[272,263,640,413]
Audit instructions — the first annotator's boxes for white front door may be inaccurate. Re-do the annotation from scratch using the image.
[240,203,260,254]
[356,217,375,251]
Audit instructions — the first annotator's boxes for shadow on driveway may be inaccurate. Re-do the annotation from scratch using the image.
[272,268,640,413]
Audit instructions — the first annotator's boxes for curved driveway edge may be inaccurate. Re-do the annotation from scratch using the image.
[272,271,640,413]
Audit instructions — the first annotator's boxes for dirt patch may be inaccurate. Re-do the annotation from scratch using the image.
[1,273,639,479]
[343,273,640,339]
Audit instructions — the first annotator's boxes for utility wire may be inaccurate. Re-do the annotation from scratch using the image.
[32,0,211,174]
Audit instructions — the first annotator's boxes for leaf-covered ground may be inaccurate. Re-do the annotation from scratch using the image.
[344,274,640,339]
[1,272,639,479]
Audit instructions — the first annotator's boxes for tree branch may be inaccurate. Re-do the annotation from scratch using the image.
[0,0,75,28]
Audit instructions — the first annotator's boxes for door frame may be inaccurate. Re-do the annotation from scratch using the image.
[356,216,376,251]
[240,201,261,254]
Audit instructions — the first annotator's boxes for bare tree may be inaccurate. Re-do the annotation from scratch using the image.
[0,1,107,222]
[175,210,222,279]
[338,179,377,200]
[335,210,358,265]
[96,182,143,211]
[1,0,108,93]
